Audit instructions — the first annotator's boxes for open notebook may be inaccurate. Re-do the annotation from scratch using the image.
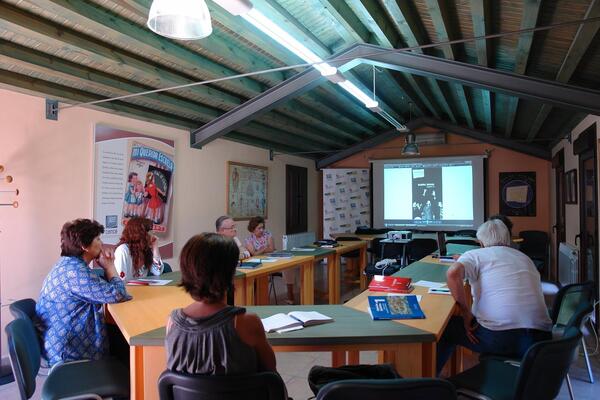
[261,311,333,333]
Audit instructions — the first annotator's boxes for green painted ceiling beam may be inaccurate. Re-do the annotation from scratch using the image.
[0,39,347,150]
[342,0,429,118]
[0,69,201,129]
[526,0,600,142]
[45,0,363,143]
[470,0,493,133]
[505,0,542,138]
[425,0,475,128]
[251,0,402,124]
[209,0,382,132]
[381,0,453,121]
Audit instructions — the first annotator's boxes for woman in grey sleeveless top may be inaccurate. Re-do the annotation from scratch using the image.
[165,233,276,375]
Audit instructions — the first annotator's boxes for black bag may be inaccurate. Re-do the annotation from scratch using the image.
[307,364,401,396]
[364,261,402,276]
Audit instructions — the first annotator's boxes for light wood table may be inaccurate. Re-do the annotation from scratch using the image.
[288,247,338,304]
[331,241,368,298]
[107,245,474,400]
[235,255,315,305]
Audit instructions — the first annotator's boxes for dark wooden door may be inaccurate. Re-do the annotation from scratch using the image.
[574,124,598,325]
[286,165,307,234]
[552,150,566,282]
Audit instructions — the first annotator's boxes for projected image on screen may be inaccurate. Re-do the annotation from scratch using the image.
[412,168,442,221]
[374,156,483,231]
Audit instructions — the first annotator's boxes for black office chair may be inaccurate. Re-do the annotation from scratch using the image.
[162,261,173,273]
[9,298,36,322]
[158,370,288,400]
[5,318,130,400]
[445,239,479,246]
[449,327,582,400]
[316,378,456,400]
[454,229,477,238]
[406,239,438,264]
[519,230,549,272]
[9,299,50,370]
[550,281,596,392]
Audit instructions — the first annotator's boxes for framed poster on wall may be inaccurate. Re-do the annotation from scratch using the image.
[499,171,536,216]
[227,161,268,220]
[93,125,175,257]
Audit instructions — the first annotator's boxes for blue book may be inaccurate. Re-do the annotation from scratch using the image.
[239,260,262,269]
[367,295,426,320]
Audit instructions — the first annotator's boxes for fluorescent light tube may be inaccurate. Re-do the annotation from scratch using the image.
[338,81,378,109]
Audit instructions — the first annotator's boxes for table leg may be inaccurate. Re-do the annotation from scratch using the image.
[233,277,246,305]
[245,277,256,305]
[382,344,423,378]
[131,346,144,400]
[421,343,436,378]
[332,351,346,367]
[347,350,360,364]
[327,254,338,304]
[256,276,270,305]
[300,261,315,305]
[359,245,367,290]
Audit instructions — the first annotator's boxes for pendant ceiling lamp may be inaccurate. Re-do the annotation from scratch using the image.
[147,0,212,40]
[402,133,420,156]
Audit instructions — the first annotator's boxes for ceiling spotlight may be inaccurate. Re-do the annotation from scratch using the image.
[147,0,212,40]
[402,133,420,156]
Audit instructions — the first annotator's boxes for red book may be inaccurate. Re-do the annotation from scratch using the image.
[368,275,413,293]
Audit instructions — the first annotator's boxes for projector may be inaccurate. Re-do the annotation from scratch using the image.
[387,231,413,241]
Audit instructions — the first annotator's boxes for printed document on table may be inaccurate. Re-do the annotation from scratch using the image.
[414,280,445,289]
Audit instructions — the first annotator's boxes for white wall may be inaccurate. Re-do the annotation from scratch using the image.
[0,87,318,357]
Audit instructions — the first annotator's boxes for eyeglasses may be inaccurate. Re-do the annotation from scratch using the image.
[222,226,237,230]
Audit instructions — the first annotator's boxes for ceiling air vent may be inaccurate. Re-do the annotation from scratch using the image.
[413,131,446,146]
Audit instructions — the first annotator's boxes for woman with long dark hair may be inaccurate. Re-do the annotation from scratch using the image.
[114,217,164,281]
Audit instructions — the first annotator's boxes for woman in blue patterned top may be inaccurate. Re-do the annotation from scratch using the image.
[36,219,131,367]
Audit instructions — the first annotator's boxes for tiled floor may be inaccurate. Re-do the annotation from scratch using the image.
[2,261,600,399]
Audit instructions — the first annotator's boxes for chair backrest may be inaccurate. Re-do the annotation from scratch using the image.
[454,229,477,238]
[355,227,392,235]
[445,239,479,246]
[407,239,438,262]
[514,327,582,400]
[551,281,595,326]
[163,262,173,274]
[335,236,359,241]
[158,370,288,400]
[5,318,42,399]
[316,378,456,400]
[519,230,549,254]
[9,299,37,322]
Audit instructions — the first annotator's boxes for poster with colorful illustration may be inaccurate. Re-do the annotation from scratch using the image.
[227,161,268,220]
[322,168,370,238]
[94,125,175,246]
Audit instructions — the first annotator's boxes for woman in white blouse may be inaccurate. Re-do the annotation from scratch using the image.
[114,217,163,281]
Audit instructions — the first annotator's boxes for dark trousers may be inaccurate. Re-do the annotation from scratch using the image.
[436,316,551,374]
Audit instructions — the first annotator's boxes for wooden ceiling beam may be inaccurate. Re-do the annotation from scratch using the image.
[208,2,380,133]
[526,0,600,142]
[381,0,455,122]
[321,0,426,118]
[251,0,402,125]
[425,0,475,128]
[0,39,350,149]
[42,0,364,141]
[0,2,361,143]
[0,68,201,129]
[505,0,542,138]
[470,0,493,133]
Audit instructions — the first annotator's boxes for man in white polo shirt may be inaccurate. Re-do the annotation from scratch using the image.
[436,219,552,374]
